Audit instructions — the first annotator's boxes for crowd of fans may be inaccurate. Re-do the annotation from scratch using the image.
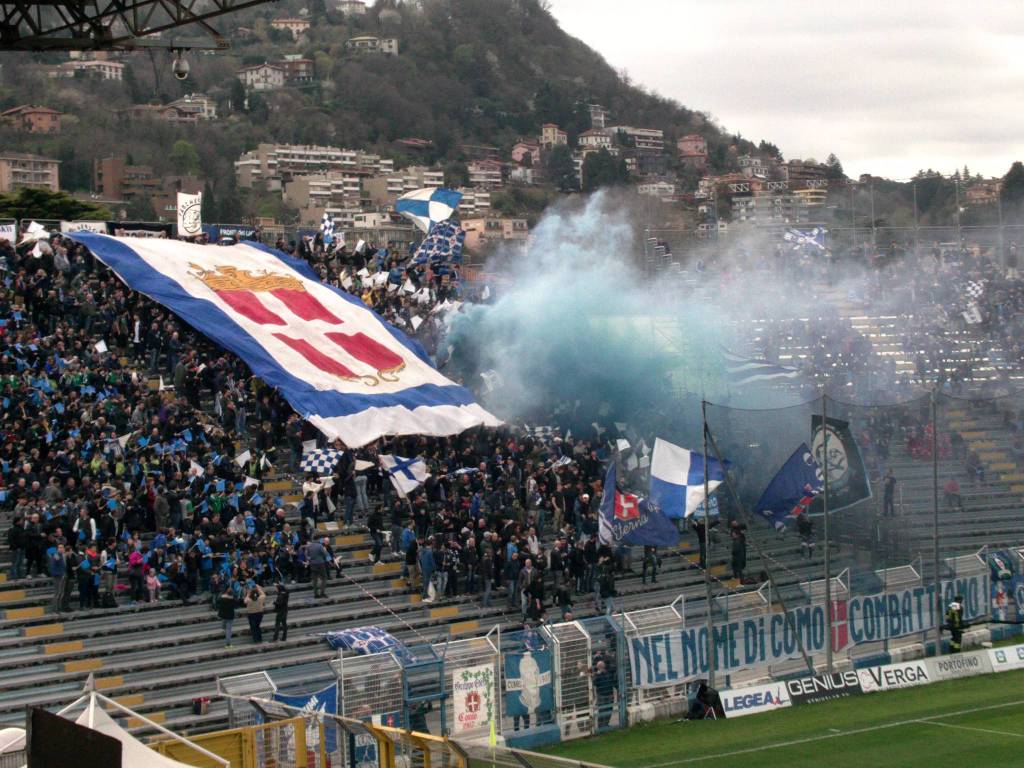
[0,228,638,639]
[3,226,1024,639]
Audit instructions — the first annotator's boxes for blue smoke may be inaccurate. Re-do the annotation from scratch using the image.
[446,192,738,441]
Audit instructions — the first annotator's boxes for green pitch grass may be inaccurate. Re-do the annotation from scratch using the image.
[544,669,1024,767]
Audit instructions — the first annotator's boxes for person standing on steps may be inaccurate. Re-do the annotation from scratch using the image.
[730,520,748,582]
[218,586,240,647]
[48,542,68,614]
[244,584,266,644]
[272,583,290,642]
[306,537,329,598]
[882,469,896,517]
[642,545,659,585]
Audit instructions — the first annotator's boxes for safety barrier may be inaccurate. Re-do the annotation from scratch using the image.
[209,542,1016,757]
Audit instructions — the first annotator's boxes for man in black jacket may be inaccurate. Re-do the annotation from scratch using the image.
[368,508,384,564]
[6,516,25,580]
[272,583,290,642]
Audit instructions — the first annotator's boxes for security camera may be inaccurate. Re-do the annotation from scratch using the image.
[172,53,190,81]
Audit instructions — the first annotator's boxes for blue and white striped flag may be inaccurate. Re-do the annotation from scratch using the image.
[723,350,801,386]
[395,188,462,233]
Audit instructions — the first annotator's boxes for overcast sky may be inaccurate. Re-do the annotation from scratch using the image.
[548,1,1023,180]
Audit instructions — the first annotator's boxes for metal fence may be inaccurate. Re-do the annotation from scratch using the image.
[212,533,1015,761]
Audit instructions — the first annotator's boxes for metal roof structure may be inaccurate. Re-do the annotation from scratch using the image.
[0,0,276,51]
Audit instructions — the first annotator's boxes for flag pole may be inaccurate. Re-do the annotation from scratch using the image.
[932,388,942,658]
[822,393,832,675]
[702,399,715,689]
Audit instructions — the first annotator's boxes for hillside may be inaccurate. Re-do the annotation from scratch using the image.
[0,0,757,221]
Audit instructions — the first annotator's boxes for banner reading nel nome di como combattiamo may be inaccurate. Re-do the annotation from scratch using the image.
[630,573,988,688]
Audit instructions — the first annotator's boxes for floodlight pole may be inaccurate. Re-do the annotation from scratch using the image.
[822,394,832,675]
[932,388,942,657]
[702,399,715,689]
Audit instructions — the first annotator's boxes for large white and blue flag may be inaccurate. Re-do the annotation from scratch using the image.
[723,350,801,387]
[395,187,462,233]
[68,233,500,447]
[649,437,729,519]
[380,454,430,497]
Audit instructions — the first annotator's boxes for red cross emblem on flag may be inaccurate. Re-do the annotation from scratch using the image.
[189,264,406,386]
[614,492,641,521]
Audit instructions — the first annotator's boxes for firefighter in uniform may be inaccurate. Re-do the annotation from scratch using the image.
[944,595,966,653]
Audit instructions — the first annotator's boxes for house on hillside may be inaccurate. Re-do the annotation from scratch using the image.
[511,139,540,166]
[271,17,311,39]
[277,55,315,85]
[588,104,609,129]
[335,0,366,14]
[677,133,708,170]
[345,35,398,54]
[117,104,198,125]
[578,128,611,150]
[1,105,62,134]
[607,125,663,153]
[238,63,286,91]
[168,94,217,120]
[540,123,567,149]
[49,59,124,81]
[467,160,504,188]
[462,217,528,250]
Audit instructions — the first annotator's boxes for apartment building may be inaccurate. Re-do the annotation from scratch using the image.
[467,160,503,188]
[49,59,125,81]
[234,144,394,189]
[167,94,217,120]
[0,152,60,193]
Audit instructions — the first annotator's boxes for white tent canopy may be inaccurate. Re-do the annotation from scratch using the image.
[73,697,207,768]
[0,727,25,754]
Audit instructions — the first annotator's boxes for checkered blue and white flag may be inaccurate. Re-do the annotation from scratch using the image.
[395,188,462,234]
[320,213,335,244]
[963,280,985,300]
[411,220,465,267]
[301,448,344,475]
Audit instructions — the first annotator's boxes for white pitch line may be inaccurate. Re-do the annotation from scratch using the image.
[919,720,1024,739]
[644,699,1024,767]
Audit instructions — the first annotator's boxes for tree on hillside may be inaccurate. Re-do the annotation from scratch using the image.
[545,145,578,192]
[443,161,469,188]
[170,140,200,176]
[581,148,629,193]
[1001,161,1024,220]
[229,79,247,113]
[0,188,110,220]
[758,140,782,160]
[202,181,218,223]
[826,153,845,180]
[126,195,157,221]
